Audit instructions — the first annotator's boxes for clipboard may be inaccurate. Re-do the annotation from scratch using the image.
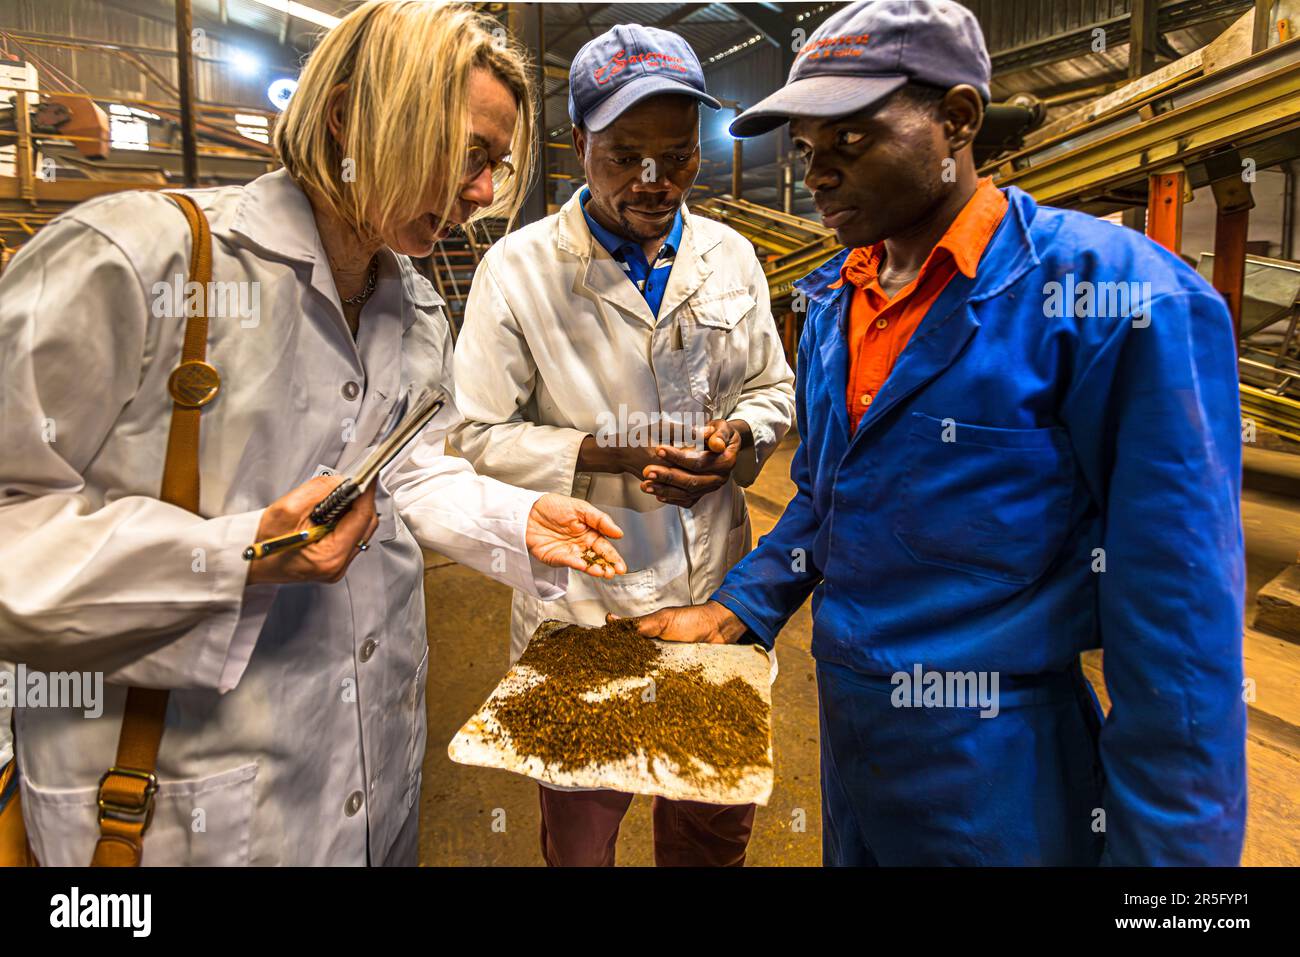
[310,388,447,525]
[241,387,447,561]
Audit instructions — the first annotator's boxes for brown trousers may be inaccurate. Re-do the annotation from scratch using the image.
[538,785,756,867]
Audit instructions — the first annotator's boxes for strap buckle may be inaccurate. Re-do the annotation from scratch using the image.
[96,767,159,832]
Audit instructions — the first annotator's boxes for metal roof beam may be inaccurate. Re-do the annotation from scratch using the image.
[719,2,792,48]
[991,0,1254,77]
[546,3,615,49]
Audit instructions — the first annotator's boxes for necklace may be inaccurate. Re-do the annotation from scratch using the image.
[341,256,379,306]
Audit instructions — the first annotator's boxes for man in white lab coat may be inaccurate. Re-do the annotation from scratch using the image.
[0,2,625,867]
[453,24,796,866]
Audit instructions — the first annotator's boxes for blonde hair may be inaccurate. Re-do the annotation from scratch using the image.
[274,0,536,241]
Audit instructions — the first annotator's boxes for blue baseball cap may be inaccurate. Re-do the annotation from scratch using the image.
[731,0,991,137]
[569,24,721,132]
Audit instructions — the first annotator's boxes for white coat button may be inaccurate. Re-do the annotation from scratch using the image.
[342,380,360,400]
[359,639,377,662]
[344,790,364,816]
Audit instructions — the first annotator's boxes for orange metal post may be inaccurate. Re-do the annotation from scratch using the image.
[782,311,798,369]
[1211,207,1250,346]
[1203,153,1255,348]
[1146,171,1185,254]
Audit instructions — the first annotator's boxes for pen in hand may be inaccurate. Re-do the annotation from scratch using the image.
[243,475,373,563]
[242,522,335,561]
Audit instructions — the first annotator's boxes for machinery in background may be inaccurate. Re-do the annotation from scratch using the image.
[1201,254,1300,442]
[985,5,1300,444]
[0,55,37,180]
[30,94,110,159]
[0,52,277,269]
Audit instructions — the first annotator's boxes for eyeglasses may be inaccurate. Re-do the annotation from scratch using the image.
[464,144,516,189]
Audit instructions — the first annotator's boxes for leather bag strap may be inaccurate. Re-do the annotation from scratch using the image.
[91,192,216,867]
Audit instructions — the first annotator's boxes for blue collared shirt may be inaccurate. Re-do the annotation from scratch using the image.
[579,187,682,317]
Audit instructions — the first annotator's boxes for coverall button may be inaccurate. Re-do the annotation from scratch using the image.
[875,318,888,329]
[342,380,361,400]
[344,790,364,816]
[359,639,377,662]
[860,393,873,406]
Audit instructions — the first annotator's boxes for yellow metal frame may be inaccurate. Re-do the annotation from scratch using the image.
[989,39,1300,447]
[691,195,839,303]
[991,39,1300,207]
[1242,385,1300,444]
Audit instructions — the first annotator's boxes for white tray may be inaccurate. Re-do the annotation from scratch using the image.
[448,620,774,806]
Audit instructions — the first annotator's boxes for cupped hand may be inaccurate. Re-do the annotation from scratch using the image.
[526,493,627,578]
[640,418,744,509]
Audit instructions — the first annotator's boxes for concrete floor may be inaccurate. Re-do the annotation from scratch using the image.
[417,437,1300,866]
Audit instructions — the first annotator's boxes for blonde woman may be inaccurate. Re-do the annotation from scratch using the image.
[0,1,624,866]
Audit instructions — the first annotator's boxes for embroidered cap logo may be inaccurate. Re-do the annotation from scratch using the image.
[797,32,872,62]
[594,48,690,85]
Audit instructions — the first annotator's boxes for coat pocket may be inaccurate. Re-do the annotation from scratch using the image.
[690,289,755,330]
[725,517,751,569]
[375,475,399,542]
[600,566,660,613]
[21,761,259,866]
[403,646,429,811]
[894,413,1075,585]
[682,290,754,408]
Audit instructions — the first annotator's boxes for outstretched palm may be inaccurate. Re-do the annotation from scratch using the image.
[526,493,627,579]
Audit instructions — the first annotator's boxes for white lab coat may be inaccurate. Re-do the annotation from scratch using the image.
[454,189,796,661]
[0,169,568,866]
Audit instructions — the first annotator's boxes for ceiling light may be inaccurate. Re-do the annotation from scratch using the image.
[267,77,298,111]
[230,49,262,76]
[242,0,341,30]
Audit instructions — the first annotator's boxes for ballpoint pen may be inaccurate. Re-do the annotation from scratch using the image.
[242,523,335,561]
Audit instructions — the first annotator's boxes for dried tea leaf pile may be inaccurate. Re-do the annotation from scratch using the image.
[486,619,770,789]
[519,618,659,685]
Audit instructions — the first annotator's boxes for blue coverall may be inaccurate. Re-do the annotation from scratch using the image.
[712,185,1247,865]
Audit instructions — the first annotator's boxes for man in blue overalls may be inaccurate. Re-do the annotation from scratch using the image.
[622,0,1247,865]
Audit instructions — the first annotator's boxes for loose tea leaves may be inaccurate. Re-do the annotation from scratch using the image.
[485,620,771,789]
[520,617,661,685]
[448,619,776,804]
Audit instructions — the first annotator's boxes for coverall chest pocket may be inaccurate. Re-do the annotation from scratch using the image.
[681,290,754,410]
[894,412,1076,585]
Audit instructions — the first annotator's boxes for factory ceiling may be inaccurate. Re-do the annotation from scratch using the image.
[96,1,1254,110]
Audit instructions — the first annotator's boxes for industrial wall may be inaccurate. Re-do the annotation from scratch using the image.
[3,0,301,110]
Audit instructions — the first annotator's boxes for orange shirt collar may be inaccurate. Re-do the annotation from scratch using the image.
[830,177,1008,292]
